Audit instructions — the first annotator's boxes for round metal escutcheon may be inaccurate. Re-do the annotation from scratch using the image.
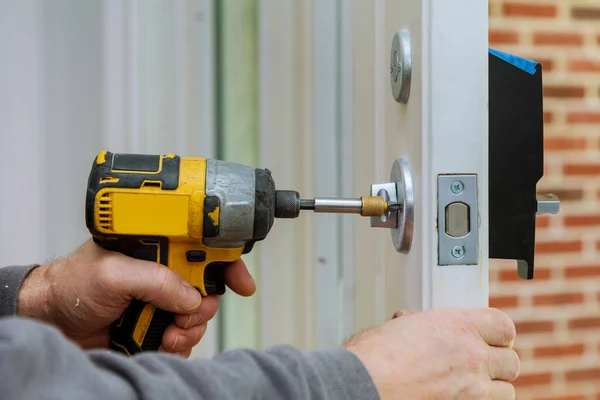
[390,157,414,253]
[390,29,412,104]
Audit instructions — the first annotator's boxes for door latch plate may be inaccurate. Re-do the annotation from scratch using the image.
[438,175,478,265]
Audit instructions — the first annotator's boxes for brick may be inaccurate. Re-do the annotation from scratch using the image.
[533,344,585,358]
[544,112,554,123]
[515,320,555,334]
[499,268,550,282]
[565,215,600,227]
[489,30,519,44]
[536,58,554,71]
[533,32,584,46]
[569,317,600,330]
[567,111,600,124]
[571,6,600,20]
[489,295,519,308]
[564,164,600,175]
[566,368,600,381]
[504,3,557,18]
[568,59,600,72]
[544,85,585,98]
[565,265,600,278]
[533,293,584,306]
[513,372,553,387]
[535,240,582,253]
[537,215,550,228]
[544,138,586,151]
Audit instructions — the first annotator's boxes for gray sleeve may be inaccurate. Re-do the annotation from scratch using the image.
[0,265,39,316]
[0,317,380,400]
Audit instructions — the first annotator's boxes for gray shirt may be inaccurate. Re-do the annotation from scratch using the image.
[0,265,380,400]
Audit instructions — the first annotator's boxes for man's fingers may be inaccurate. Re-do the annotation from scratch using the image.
[175,349,193,359]
[196,295,220,321]
[162,323,208,352]
[157,345,192,359]
[174,295,220,329]
[466,308,516,347]
[105,255,202,314]
[224,259,256,297]
[488,381,516,400]
[487,347,520,382]
[174,310,204,329]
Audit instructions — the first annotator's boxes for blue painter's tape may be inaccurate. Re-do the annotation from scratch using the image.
[489,48,538,75]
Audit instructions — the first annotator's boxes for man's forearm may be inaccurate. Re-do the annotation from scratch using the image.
[0,317,379,400]
[0,266,380,399]
[0,264,39,316]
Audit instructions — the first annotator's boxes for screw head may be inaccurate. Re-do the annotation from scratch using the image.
[451,180,464,194]
[451,245,465,259]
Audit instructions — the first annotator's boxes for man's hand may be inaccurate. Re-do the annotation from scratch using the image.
[17,239,255,357]
[343,308,520,400]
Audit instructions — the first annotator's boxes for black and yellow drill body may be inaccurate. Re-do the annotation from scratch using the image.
[85,151,277,355]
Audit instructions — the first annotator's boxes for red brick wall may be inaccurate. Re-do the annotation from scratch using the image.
[489,1,600,398]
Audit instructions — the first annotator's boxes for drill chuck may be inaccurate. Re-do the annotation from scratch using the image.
[274,190,301,218]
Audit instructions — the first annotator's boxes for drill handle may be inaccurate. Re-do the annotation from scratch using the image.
[94,237,227,355]
[111,300,174,354]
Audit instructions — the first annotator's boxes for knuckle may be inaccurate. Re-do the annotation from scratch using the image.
[97,253,121,285]
[508,349,521,381]
[194,324,208,341]
[463,381,488,399]
[444,309,470,328]
[494,308,516,344]
[463,344,487,372]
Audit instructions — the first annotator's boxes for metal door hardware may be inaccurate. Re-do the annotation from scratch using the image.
[370,157,414,253]
[536,194,560,215]
[488,48,560,279]
[390,29,412,104]
[438,175,478,265]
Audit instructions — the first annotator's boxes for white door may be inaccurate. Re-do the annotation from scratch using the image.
[351,0,491,333]
[253,0,490,350]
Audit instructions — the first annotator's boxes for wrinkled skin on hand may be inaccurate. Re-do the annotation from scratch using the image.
[18,239,256,357]
[343,308,520,400]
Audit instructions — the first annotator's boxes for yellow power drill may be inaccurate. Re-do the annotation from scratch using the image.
[85,151,394,355]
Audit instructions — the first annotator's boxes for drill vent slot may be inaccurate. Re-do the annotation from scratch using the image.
[142,181,161,188]
[100,176,120,184]
[97,192,113,231]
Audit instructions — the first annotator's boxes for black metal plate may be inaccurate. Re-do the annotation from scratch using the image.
[488,49,544,280]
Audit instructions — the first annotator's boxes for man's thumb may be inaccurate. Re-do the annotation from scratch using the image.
[113,256,202,313]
